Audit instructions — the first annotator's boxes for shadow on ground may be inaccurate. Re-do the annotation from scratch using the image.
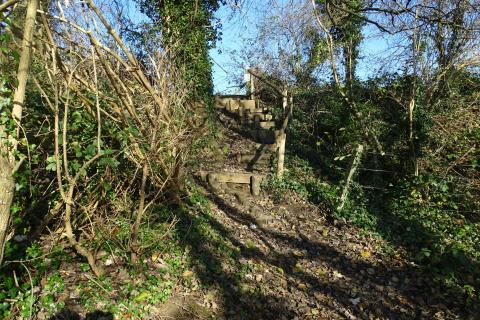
[167,176,478,319]
[49,310,113,320]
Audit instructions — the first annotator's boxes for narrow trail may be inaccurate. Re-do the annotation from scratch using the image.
[166,94,470,319]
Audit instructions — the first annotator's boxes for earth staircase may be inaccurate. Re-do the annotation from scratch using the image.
[199,70,293,201]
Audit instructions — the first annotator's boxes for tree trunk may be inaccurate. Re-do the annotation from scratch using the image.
[0,158,15,263]
[409,6,419,177]
[0,0,38,265]
[337,144,364,212]
[131,162,148,262]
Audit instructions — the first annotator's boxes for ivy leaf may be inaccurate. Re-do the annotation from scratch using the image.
[85,144,97,158]
[134,291,150,302]
[98,157,119,168]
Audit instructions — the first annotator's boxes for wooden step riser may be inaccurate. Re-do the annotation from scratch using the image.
[236,154,274,163]
[258,121,275,129]
[208,172,263,184]
[214,98,257,111]
[249,129,281,144]
[255,143,278,151]
[199,171,263,196]
[240,114,273,121]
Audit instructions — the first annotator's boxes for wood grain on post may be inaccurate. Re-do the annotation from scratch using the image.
[207,173,220,192]
[226,99,240,111]
[251,175,261,196]
[276,89,291,178]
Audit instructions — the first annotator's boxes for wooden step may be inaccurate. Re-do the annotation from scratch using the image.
[239,99,256,110]
[248,108,269,113]
[236,153,273,163]
[214,96,230,108]
[220,99,256,112]
[208,172,263,184]
[245,113,273,121]
[258,121,276,129]
[255,143,278,151]
[249,129,280,144]
[199,171,264,196]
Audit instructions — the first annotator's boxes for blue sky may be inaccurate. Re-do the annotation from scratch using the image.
[209,2,396,94]
[209,4,255,95]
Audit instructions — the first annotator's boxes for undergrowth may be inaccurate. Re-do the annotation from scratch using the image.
[0,180,254,319]
[263,154,480,305]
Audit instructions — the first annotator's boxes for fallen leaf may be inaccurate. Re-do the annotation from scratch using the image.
[332,270,344,279]
[316,268,328,277]
[151,251,161,262]
[399,296,409,305]
[360,251,372,258]
[298,283,307,290]
[182,270,194,278]
[293,262,304,272]
[293,250,304,257]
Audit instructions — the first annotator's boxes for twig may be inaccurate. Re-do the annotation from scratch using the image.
[0,0,19,14]
[20,262,34,320]
[85,274,112,296]
[2,247,65,267]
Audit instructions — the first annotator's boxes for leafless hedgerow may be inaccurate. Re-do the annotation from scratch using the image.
[25,0,200,274]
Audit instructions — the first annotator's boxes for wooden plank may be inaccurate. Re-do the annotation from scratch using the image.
[245,113,273,121]
[227,99,241,111]
[215,96,230,107]
[259,121,275,129]
[248,108,268,113]
[216,94,248,100]
[239,99,256,110]
[208,172,264,184]
[236,153,271,163]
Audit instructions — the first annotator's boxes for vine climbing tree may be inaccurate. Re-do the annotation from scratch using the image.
[136,0,226,103]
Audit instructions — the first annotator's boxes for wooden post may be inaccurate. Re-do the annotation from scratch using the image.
[246,69,255,100]
[251,175,261,196]
[276,134,286,178]
[250,72,255,100]
[276,89,289,178]
[238,107,244,124]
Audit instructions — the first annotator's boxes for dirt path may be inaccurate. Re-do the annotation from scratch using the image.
[176,115,472,320]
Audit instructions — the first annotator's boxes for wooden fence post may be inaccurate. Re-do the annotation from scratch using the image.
[276,89,289,178]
